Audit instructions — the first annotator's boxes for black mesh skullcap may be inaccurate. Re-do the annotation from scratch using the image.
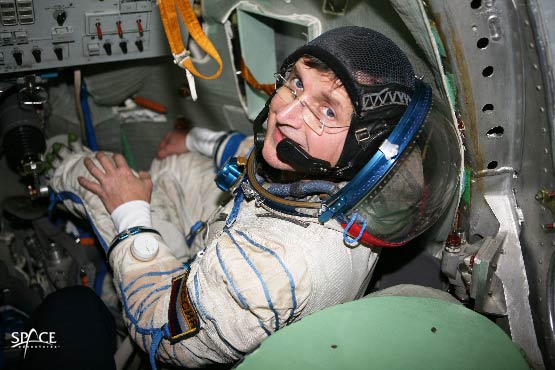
[281,26,415,116]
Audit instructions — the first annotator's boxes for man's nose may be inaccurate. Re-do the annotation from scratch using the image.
[275,96,304,128]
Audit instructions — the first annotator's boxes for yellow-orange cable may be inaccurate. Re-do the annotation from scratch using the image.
[240,58,275,96]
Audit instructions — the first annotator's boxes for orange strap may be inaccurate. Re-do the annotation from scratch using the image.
[240,59,275,96]
[133,96,168,113]
[159,0,223,80]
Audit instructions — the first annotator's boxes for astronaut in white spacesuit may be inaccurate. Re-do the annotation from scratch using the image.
[49,26,459,368]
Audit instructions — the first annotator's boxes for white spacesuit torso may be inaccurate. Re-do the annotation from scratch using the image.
[49,132,378,367]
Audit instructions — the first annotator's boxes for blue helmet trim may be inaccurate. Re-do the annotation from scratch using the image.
[319,79,432,223]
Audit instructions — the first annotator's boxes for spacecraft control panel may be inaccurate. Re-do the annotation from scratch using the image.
[0,0,172,74]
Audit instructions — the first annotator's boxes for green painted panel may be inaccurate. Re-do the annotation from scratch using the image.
[237,10,277,120]
[236,296,530,370]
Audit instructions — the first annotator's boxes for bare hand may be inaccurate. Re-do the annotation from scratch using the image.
[78,152,153,214]
[157,129,188,159]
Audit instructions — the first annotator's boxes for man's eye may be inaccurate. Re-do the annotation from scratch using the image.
[292,78,304,90]
[323,107,335,119]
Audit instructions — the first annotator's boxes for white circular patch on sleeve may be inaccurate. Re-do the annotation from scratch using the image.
[131,234,159,262]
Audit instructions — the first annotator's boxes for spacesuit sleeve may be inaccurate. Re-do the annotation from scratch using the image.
[184,127,251,169]
[108,226,309,368]
[50,146,294,367]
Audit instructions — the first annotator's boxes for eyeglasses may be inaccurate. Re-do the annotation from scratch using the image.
[274,73,350,136]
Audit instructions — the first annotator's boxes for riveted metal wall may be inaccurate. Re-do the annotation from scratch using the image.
[428,0,554,368]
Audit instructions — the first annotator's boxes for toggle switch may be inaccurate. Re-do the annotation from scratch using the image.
[54,47,63,60]
[12,51,23,65]
[55,10,67,26]
[119,41,127,54]
[137,19,144,37]
[32,49,41,63]
[103,43,112,55]
[95,22,103,40]
[135,39,143,52]
[116,20,123,38]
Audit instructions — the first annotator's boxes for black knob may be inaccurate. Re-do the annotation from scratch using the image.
[54,47,63,60]
[135,40,143,52]
[13,51,23,65]
[56,10,67,26]
[119,41,127,54]
[32,49,41,63]
[103,43,112,55]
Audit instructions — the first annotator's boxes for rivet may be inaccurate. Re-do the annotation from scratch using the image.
[543,168,548,173]
[545,148,549,154]
[533,64,539,70]
[529,42,535,48]
[536,85,542,91]
[540,107,546,112]
[524,20,530,26]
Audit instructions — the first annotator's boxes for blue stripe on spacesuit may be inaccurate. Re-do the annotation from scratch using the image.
[123,266,184,293]
[215,243,248,309]
[149,317,175,366]
[224,228,280,332]
[127,292,165,314]
[134,284,171,321]
[138,293,164,322]
[118,281,173,370]
[225,189,244,228]
[50,190,109,251]
[119,281,163,334]
[192,273,245,356]
[154,325,177,366]
[235,229,297,325]
[127,282,155,300]
[215,243,272,336]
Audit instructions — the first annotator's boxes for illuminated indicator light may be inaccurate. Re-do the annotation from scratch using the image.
[95,22,102,40]
[116,20,123,38]
[137,19,143,36]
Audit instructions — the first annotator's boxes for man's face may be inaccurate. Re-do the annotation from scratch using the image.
[262,58,353,171]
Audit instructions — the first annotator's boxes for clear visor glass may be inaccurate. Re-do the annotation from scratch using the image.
[274,73,350,136]
[346,92,462,244]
